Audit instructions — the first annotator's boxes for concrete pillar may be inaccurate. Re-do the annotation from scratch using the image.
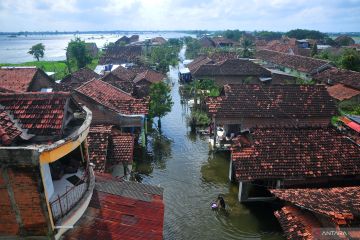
[228,159,233,182]
[238,181,249,203]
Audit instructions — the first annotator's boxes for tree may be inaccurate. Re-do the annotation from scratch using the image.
[28,43,45,61]
[311,43,318,57]
[149,82,174,129]
[286,29,327,40]
[66,37,92,69]
[240,37,254,58]
[340,49,360,72]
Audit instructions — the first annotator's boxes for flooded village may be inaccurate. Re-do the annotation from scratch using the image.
[1,6,360,239]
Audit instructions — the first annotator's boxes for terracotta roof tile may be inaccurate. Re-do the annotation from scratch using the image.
[76,79,148,115]
[0,110,22,145]
[193,59,271,77]
[108,133,134,164]
[0,92,69,136]
[188,56,213,73]
[87,125,113,172]
[207,84,337,120]
[232,127,360,181]
[99,46,142,65]
[133,70,165,84]
[327,84,360,101]
[64,178,164,240]
[256,49,331,74]
[0,68,38,92]
[271,187,360,225]
[274,205,321,240]
[104,66,136,82]
[313,67,360,90]
[208,52,238,63]
[59,67,99,91]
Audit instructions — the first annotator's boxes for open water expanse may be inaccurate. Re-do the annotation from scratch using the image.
[133,46,284,240]
[0,32,194,63]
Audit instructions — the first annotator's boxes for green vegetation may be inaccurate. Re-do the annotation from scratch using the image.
[144,39,181,73]
[28,43,45,61]
[311,43,318,57]
[188,110,211,131]
[338,100,360,115]
[66,37,93,70]
[149,82,174,129]
[239,37,254,58]
[334,35,355,47]
[316,48,360,72]
[286,29,327,40]
[218,29,245,41]
[253,31,283,40]
[184,37,202,59]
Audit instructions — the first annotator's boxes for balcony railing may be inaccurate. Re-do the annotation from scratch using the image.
[49,166,92,223]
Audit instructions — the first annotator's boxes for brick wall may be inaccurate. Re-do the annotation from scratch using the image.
[0,167,49,237]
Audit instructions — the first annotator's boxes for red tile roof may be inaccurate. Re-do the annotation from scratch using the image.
[212,37,236,46]
[0,110,22,145]
[256,49,331,74]
[87,125,113,172]
[99,46,142,65]
[59,67,99,91]
[108,133,134,164]
[0,92,70,136]
[327,84,360,101]
[274,205,321,240]
[208,52,238,63]
[0,67,38,92]
[188,56,213,73]
[207,84,337,120]
[76,79,148,115]
[64,177,164,240]
[133,70,165,84]
[313,67,360,90]
[339,116,360,133]
[104,66,136,83]
[193,59,271,77]
[232,127,360,181]
[271,187,360,225]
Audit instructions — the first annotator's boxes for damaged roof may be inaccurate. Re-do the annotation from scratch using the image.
[0,110,22,145]
[232,127,360,181]
[0,92,71,136]
[271,186,360,226]
[206,84,337,120]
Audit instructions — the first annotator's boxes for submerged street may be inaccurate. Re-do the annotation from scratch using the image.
[134,47,283,240]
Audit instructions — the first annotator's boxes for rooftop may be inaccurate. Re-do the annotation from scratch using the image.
[76,79,148,115]
[256,49,331,74]
[232,127,360,181]
[271,186,360,225]
[59,67,99,91]
[99,45,142,65]
[0,92,71,138]
[207,84,337,120]
[313,67,360,90]
[133,69,166,84]
[108,133,134,165]
[327,84,360,101]
[0,67,39,92]
[64,175,164,240]
[187,56,213,73]
[193,59,271,77]
[105,65,136,82]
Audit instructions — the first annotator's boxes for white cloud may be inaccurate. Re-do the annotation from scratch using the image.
[0,0,359,31]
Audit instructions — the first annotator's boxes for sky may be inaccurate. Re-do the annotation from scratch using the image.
[0,0,359,32]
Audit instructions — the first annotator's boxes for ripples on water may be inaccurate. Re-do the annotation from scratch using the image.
[134,61,284,240]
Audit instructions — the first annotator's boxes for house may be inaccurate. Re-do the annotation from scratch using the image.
[115,36,131,45]
[257,37,313,57]
[151,37,167,45]
[85,42,99,58]
[99,45,142,65]
[129,34,140,43]
[87,125,135,179]
[57,67,99,91]
[212,37,236,48]
[199,36,215,48]
[206,84,337,149]
[313,67,360,102]
[187,55,214,74]
[271,187,360,239]
[133,69,166,97]
[0,92,93,238]
[193,59,271,85]
[101,65,136,93]
[0,67,54,93]
[74,79,149,138]
[256,49,332,80]
[0,92,164,239]
[63,173,164,240]
[230,127,360,202]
